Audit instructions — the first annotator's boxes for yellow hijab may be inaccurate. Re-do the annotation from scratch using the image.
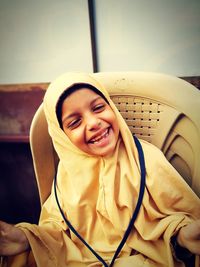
[6,72,200,267]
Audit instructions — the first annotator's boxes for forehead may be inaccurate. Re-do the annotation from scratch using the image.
[62,88,103,107]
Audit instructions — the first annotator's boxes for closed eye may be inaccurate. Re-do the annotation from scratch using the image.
[93,103,105,112]
[67,118,82,129]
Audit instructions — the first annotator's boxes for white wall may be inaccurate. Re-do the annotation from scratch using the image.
[0,0,92,84]
[94,0,200,76]
[0,0,200,84]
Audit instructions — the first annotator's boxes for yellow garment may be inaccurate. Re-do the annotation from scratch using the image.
[3,72,200,267]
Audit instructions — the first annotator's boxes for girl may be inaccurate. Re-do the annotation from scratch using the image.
[0,72,200,267]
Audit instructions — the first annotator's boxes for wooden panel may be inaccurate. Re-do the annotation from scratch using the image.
[0,84,48,142]
[182,76,200,90]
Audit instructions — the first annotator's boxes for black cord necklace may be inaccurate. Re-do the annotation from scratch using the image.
[54,135,146,267]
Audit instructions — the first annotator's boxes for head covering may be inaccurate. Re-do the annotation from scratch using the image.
[43,72,139,162]
[12,72,200,267]
[43,71,142,239]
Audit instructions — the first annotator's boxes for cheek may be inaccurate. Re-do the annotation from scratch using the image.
[65,128,85,148]
[107,111,119,129]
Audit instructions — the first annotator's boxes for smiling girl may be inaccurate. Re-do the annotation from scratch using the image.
[58,84,120,157]
[0,72,200,267]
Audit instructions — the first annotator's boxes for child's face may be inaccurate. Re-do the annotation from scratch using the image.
[61,88,120,156]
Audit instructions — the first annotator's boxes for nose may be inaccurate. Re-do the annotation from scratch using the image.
[86,113,101,131]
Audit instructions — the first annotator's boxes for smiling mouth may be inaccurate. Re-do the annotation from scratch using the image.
[88,128,110,144]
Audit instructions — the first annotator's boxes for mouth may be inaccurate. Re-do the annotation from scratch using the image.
[88,128,110,144]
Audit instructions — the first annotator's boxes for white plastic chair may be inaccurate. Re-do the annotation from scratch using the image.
[30,72,200,205]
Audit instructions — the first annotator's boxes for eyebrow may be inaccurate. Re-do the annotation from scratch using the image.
[62,96,103,123]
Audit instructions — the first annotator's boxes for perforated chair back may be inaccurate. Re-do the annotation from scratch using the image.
[30,72,200,205]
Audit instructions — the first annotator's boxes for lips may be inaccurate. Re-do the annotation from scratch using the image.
[88,128,109,144]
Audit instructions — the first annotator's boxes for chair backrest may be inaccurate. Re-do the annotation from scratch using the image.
[30,72,200,205]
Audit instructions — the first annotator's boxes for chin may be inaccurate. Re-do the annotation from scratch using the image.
[95,146,116,157]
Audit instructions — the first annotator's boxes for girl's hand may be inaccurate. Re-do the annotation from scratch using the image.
[0,220,30,256]
[177,220,200,255]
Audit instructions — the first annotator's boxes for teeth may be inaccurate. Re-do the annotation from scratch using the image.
[90,129,109,143]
